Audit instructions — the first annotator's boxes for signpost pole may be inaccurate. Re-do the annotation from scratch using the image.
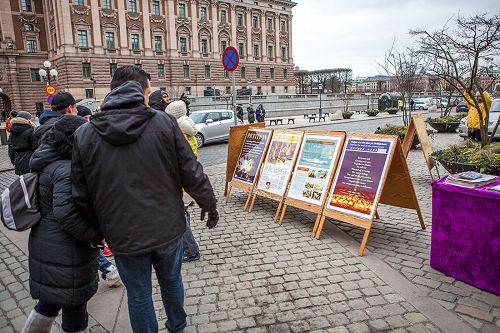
[232,71,237,126]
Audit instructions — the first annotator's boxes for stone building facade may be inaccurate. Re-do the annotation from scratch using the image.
[0,0,296,114]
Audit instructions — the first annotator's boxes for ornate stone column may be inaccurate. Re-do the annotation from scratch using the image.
[190,0,199,56]
[166,0,177,57]
[245,8,252,59]
[260,13,267,59]
[117,0,129,55]
[211,0,218,57]
[90,0,103,54]
[142,0,152,55]
[230,3,236,47]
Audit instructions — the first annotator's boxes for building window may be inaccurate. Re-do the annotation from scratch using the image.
[280,20,286,32]
[257,86,262,94]
[238,43,244,58]
[180,37,187,53]
[268,45,273,59]
[220,10,226,24]
[128,0,137,13]
[158,64,165,79]
[105,32,115,49]
[154,36,162,51]
[204,65,211,79]
[102,0,112,9]
[267,18,273,31]
[109,63,117,78]
[284,86,288,93]
[252,16,259,29]
[256,67,261,79]
[82,62,92,79]
[224,70,229,78]
[253,44,259,58]
[237,13,243,26]
[24,23,34,31]
[30,68,40,82]
[152,0,160,15]
[178,3,186,17]
[241,66,246,79]
[85,88,94,99]
[26,39,37,53]
[185,87,191,95]
[201,39,208,54]
[281,46,286,60]
[226,86,231,94]
[77,30,88,48]
[183,65,190,79]
[200,7,207,21]
[270,68,275,79]
[220,40,227,52]
[134,63,142,69]
[74,0,84,5]
[271,86,275,93]
[130,33,139,50]
[21,0,32,12]
[283,68,288,79]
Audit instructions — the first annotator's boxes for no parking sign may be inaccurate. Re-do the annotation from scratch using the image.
[222,47,239,72]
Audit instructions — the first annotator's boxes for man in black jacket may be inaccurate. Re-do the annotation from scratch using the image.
[71,65,218,333]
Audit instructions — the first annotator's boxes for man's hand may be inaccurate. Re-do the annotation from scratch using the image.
[201,209,219,229]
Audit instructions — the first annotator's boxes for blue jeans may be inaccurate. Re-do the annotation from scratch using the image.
[182,209,199,257]
[98,249,112,273]
[114,240,186,333]
[35,301,87,332]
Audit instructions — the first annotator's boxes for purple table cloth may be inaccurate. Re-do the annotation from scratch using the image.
[431,177,500,295]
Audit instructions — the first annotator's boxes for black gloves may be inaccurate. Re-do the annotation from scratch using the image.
[201,209,219,229]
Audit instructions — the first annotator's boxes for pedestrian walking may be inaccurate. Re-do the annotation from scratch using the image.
[7,111,36,175]
[149,89,170,111]
[71,65,218,333]
[247,103,255,124]
[22,115,102,333]
[236,104,244,123]
[464,91,492,142]
[410,99,415,112]
[256,104,266,122]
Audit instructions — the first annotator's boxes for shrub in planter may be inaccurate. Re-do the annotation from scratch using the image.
[366,109,379,116]
[385,107,399,114]
[426,114,466,133]
[342,111,354,119]
[375,124,434,149]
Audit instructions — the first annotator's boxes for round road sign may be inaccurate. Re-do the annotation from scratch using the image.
[45,85,57,96]
[47,95,54,104]
[222,46,239,72]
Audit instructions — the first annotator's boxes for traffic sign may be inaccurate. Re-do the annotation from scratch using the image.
[47,95,54,104]
[45,85,57,96]
[222,47,239,72]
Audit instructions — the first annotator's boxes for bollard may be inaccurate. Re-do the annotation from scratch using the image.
[0,127,7,145]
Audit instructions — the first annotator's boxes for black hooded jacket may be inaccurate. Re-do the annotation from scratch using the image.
[28,131,101,307]
[8,123,35,175]
[32,110,62,148]
[72,81,217,256]
[149,90,166,112]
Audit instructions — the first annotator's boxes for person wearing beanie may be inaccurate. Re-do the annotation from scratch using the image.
[5,110,18,132]
[22,115,102,333]
[76,105,92,121]
[7,111,36,175]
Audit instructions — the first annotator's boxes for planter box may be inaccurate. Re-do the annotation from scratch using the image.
[427,121,460,133]
[367,112,379,117]
[343,113,353,119]
[434,158,481,174]
[386,109,399,115]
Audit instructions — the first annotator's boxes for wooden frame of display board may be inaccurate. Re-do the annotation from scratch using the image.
[401,114,440,181]
[278,131,346,232]
[226,128,274,210]
[248,129,305,222]
[314,133,426,256]
[225,123,266,197]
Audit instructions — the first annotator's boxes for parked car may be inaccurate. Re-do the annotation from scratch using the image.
[414,101,428,110]
[458,98,500,140]
[190,110,242,148]
[458,117,468,139]
[76,98,100,113]
[456,102,469,113]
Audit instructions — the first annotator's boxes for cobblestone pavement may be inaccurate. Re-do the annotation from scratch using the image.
[1,131,499,332]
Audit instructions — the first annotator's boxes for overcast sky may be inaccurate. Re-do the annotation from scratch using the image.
[292,0,499,78]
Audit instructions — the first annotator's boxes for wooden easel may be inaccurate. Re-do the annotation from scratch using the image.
[226,128,273,210]
[314,134,425,256]
[402,114,440,180]
[248,129,304,221]
[278,131,346,235]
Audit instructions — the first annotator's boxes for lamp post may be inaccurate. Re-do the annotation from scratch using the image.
[38,60,58,86]
[365,92,372,111]
[194,75,198,97]
[265,76,269,95]
[90,74,97,100]
[247,80,253,104]
[318,83,323,116]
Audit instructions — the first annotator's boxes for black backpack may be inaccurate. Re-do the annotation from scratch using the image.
[1,173,41,231]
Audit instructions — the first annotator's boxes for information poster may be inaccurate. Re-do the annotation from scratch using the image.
[287,135,342,205]
[233,129,271,184]
[327,138,394,219]
[257,132,303,196]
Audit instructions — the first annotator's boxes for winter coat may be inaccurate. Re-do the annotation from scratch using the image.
[465,91,492,130]
[72,81,217,256]
[256,106,266,122]
[32,110,62,148]
[28,134,101,307]
[8,120,35,175]
[247,107,255,123]
[236,106,244,121]
[149,90,167,112]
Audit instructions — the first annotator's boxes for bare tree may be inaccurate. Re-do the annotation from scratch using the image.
[334,68,353,94]
[411,13,500,147]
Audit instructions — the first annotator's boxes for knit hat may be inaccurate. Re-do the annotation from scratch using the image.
[51,92,76,112]
[77,105,92,118]
[53,115,87,140]
[165,100,187,119]
[16,111,32,121]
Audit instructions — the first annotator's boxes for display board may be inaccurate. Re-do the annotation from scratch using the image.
[226,128,273,208]
[402,114,439,180]
[278,131,345,229]
[248,130,304,220]
[314,133,425,256]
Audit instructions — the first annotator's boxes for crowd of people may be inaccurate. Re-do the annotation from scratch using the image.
[236,103,266,124]
[6,65,219,333]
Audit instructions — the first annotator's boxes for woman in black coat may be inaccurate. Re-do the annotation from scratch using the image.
[22,115,102,333]
[7,111,36,175]
[247,104,256,124]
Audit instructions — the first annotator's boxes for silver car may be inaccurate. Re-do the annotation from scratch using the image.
[458,98,500,140]
[190,110,241,147]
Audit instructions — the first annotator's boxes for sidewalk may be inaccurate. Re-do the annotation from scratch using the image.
[0,132,499,332]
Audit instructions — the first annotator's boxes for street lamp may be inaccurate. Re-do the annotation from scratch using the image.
[39,60,58,86]
[90,74,97,100]
[194,75,198,97]
[247,80,253,104]
[365,92,372,111]
[318,83,323,116]
[264,76,269,95]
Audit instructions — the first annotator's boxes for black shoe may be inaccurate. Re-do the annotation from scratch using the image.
[183,252,200,263]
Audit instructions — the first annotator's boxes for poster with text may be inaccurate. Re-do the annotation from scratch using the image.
[287,135,343,205]
[233,129,272,184]
[257,131,303,196]
[327,138,394,219]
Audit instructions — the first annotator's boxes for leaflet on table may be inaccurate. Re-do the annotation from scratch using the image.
[257,132,302,196]
[233,129,271,185]
[287,135,342,205]
[327,138,394,219]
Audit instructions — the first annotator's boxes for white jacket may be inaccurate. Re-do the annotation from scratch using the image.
[178,115,197,137]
